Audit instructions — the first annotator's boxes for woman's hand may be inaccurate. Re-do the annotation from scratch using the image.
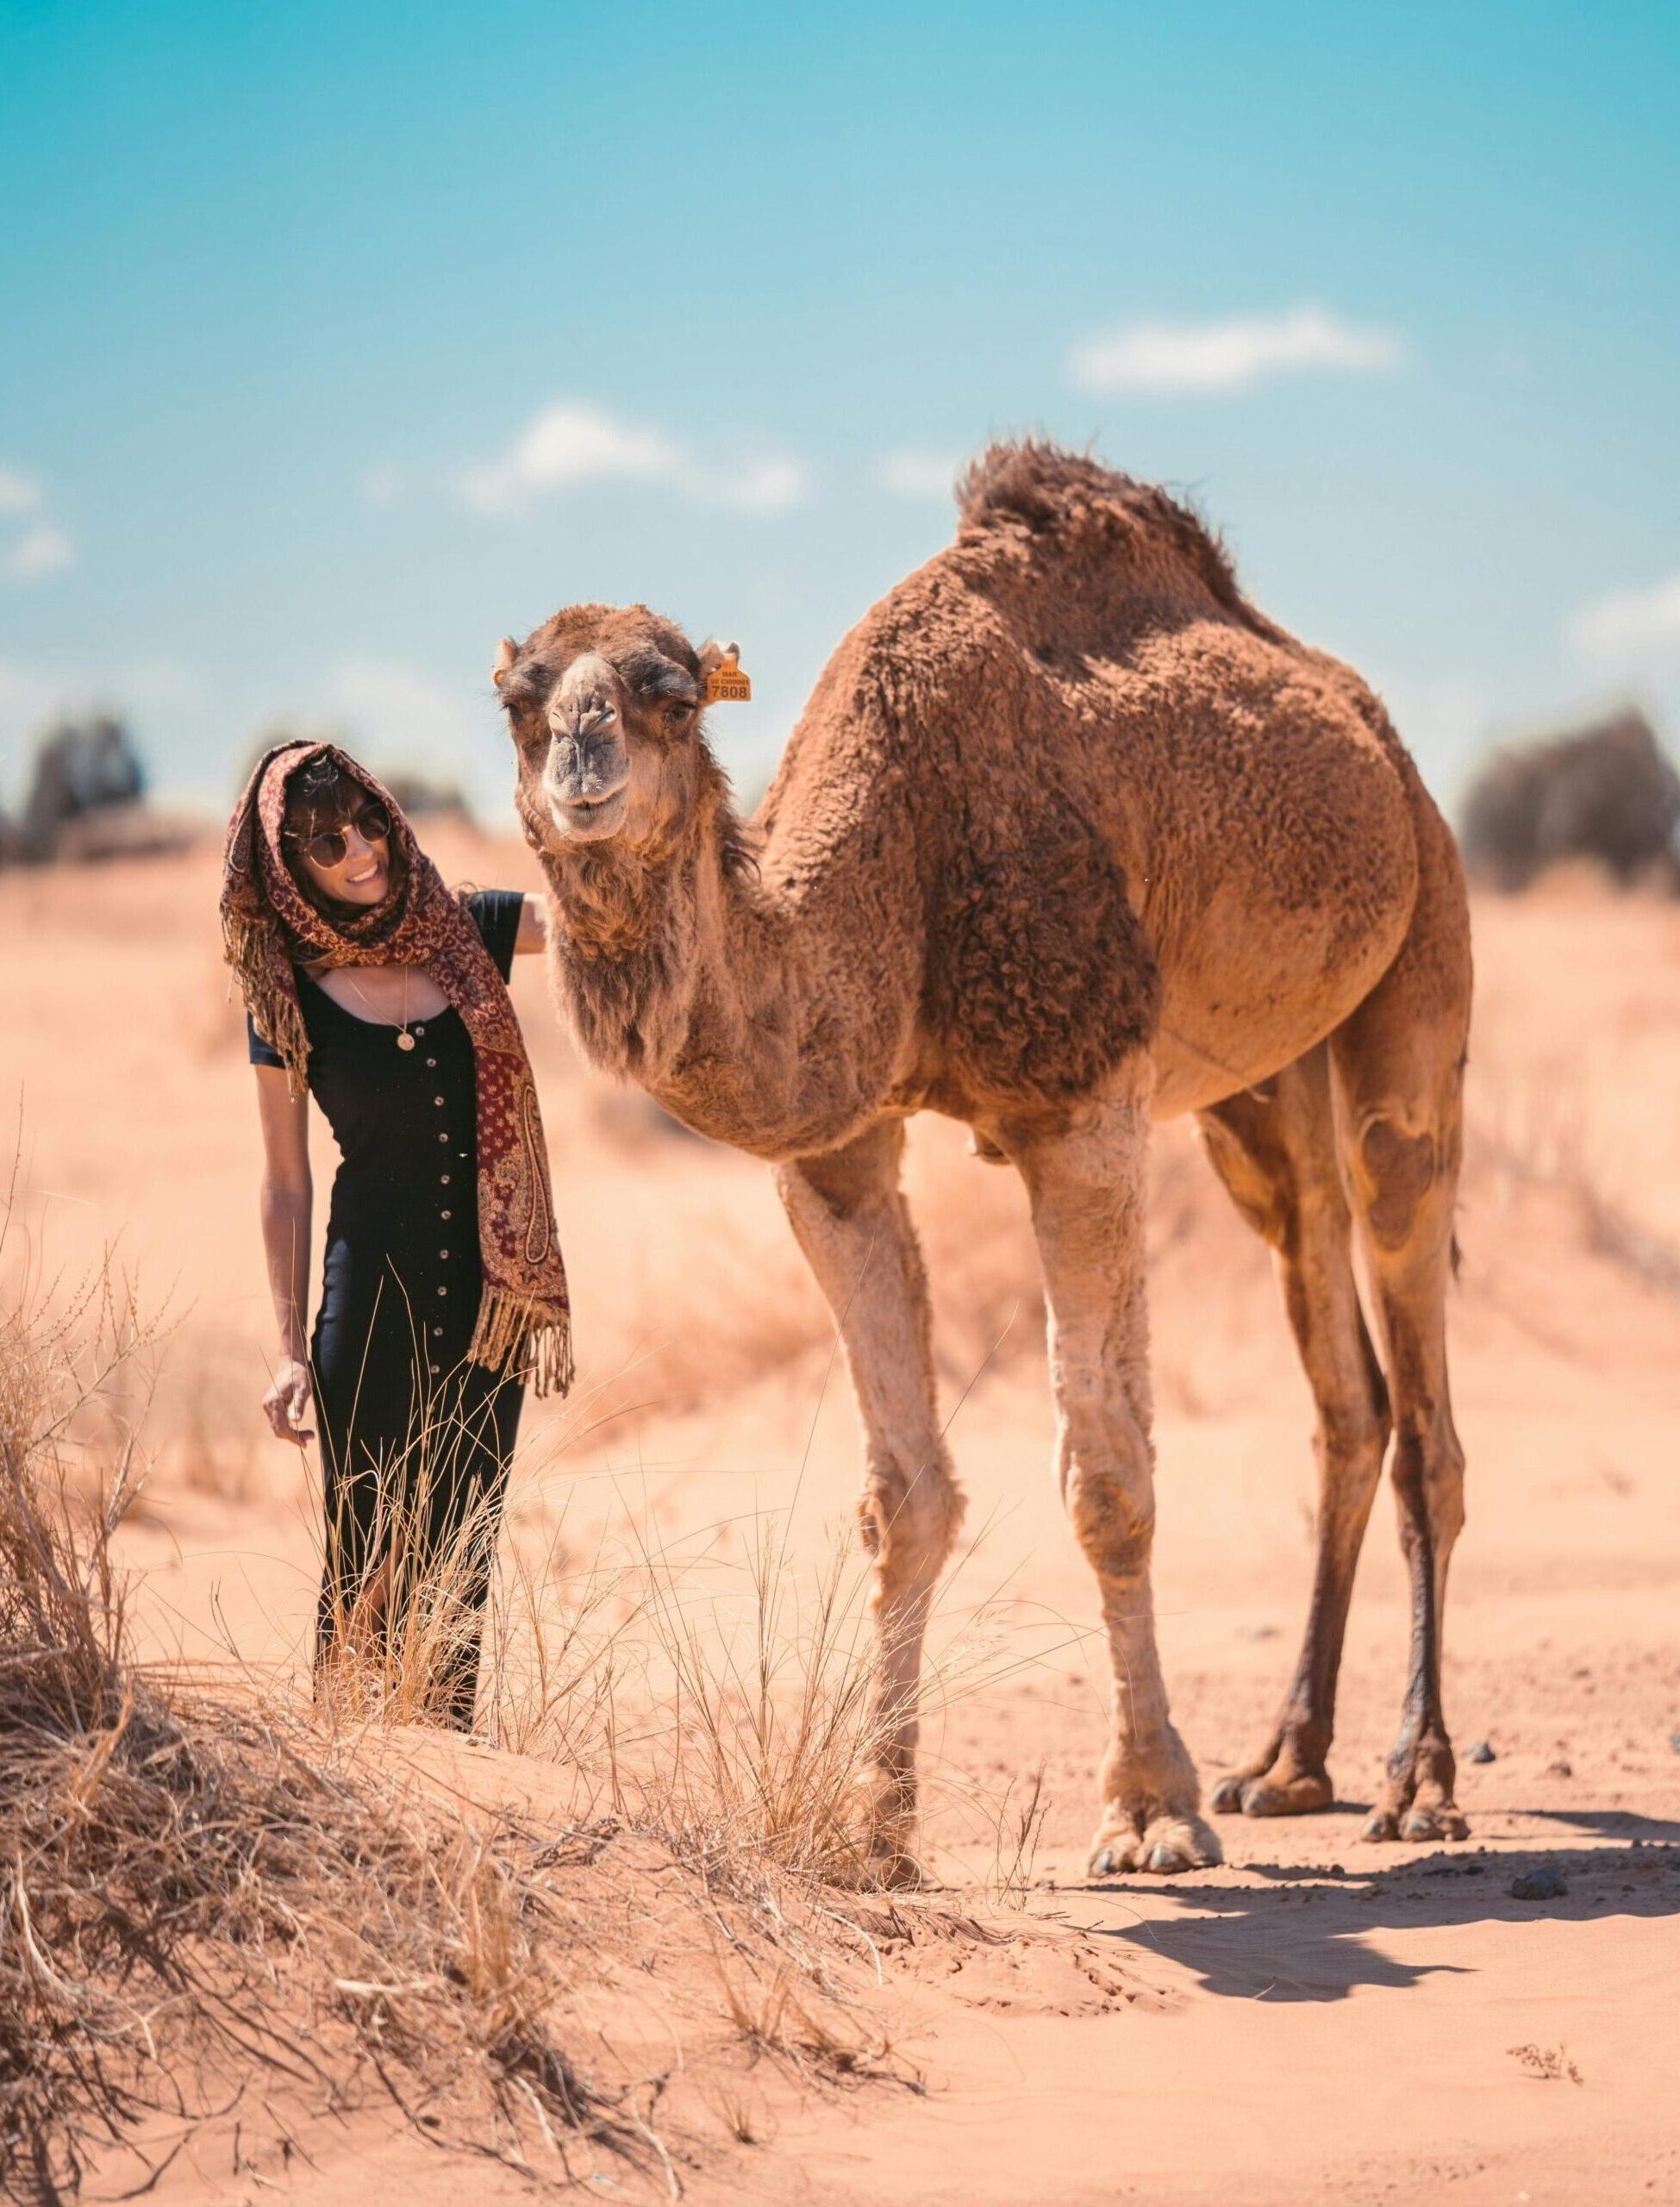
[515,894,547,954]
[263,1357,315,1444]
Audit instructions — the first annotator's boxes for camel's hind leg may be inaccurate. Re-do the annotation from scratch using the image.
[774,1120,965,1886]
[1009,1071,1221,1876]
[1197,1045,1392,1819]
[1331,809,1472,1845]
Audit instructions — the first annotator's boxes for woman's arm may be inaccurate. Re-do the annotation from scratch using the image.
[514,894,547,954]
[254,1066,315,1443]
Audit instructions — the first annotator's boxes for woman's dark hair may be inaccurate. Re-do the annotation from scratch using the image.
[281,756,407,916]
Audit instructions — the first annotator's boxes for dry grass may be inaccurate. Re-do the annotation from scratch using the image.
[1507,2041,1583,2085]
[0,1222,635,2198]
[468,1447,1058,1908]
[0,1193,1002,2195]
[285,1371,975,1898]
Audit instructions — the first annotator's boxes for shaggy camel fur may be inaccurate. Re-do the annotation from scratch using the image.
[496,442,1472,1879]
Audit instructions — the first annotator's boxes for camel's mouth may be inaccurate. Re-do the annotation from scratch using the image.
[547,784,629,842]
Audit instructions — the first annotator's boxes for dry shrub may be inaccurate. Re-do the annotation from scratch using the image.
[1508,2041,1583,2085]
[0,1200,1001,2192]
[0,1229,622,2198]
[478,1494,991,1889]
[608,1521,903,1891]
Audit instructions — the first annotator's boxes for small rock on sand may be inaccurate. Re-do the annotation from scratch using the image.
[1468,1740,1496,1764]
[1509,1867,1569,1901]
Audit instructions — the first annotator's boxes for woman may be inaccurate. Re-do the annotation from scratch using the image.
[222,741,571,1729]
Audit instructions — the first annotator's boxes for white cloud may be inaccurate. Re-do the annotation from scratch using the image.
[875,449,962,501]
[1071,304,1405,395]
[460,400,808,517]
[0,468,43,516]
[703,456,809,514]
[0,466,74,582]
[7,526,74,580]
[1568,571,1680,661]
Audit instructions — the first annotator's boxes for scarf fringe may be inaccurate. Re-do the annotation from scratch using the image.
[223,910,310,1096]
[470,1286,574,1399]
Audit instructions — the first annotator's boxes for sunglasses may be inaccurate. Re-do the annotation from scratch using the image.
[288,803,392,870]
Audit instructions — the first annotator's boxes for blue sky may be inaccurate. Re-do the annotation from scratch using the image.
[2,0,1676,826]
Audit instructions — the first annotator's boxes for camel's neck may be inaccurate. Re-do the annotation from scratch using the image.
[538,800,917,1160]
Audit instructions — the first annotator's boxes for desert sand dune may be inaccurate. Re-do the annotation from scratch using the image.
[3,832,1678,2204]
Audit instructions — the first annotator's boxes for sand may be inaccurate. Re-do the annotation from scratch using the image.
[3,834,1677,2204]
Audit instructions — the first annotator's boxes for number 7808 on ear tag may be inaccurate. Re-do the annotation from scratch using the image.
[704,644,752,703]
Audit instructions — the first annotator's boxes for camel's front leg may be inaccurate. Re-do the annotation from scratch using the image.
[1011,1086,1221,1877]
[774,1120,965,1886]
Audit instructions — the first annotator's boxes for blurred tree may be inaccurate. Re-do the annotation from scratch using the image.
[1458,706,1680,892]
[16,716,147,863]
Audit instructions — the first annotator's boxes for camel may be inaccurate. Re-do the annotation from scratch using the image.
[494,441,1471,1880]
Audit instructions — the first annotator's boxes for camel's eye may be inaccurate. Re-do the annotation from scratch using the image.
[508,701,548,750]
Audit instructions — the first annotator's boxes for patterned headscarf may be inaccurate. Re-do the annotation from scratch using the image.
[221,741,571,1397]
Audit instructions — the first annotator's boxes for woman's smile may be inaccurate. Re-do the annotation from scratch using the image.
[307,829,389,904]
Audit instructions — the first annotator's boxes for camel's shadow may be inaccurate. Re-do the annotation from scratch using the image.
[1067,1821,1680,2002]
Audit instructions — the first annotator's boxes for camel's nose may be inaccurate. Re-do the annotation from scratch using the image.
[551,653,619,737]
[550,696,616,746]
[546,653,629,803]
[551,740,621,800]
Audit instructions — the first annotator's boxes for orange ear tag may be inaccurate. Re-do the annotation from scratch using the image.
[704,645,752,703]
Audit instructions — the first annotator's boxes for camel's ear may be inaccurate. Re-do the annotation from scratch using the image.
[698,639,751,703]
[491,635,519,691]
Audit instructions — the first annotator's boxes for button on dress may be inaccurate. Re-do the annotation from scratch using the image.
[248,888,526,1725]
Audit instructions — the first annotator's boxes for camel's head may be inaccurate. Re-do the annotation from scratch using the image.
[494,603,733,860]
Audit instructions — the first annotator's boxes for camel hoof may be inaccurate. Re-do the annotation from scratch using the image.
[1239,1771,1334,1819]
[1401,1804,1469,1844]
[1213,1768,1332,1817]
[1090,1814,1221,1879]
[1137,1816,1221,1874]
[1360,1809,1400,1842]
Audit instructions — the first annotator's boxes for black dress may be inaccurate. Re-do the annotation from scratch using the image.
[249,888,525,1727]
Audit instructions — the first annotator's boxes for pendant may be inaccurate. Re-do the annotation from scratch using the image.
[397,1030,415,1051]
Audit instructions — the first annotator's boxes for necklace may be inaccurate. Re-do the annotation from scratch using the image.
[340,964,416,1048]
